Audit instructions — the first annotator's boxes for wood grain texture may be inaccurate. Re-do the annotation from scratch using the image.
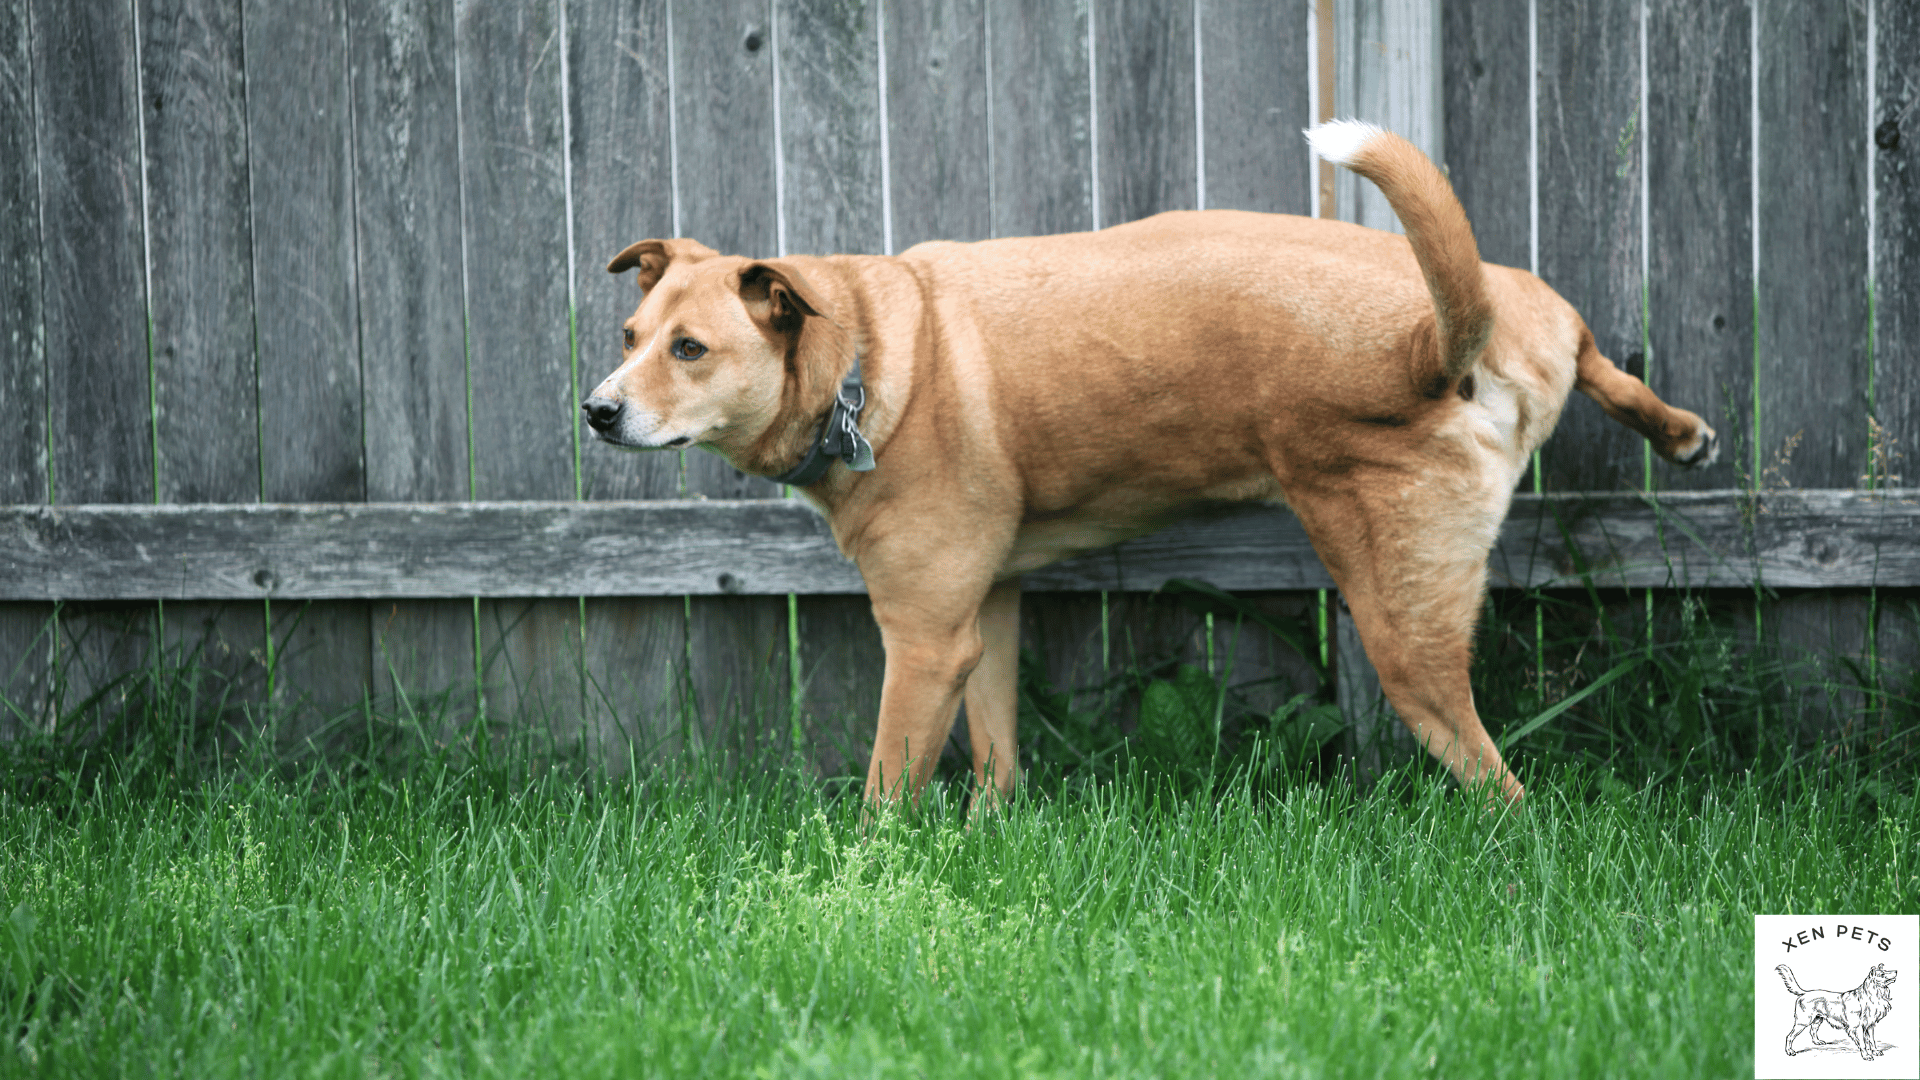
[347,0,473,722]
[12,491,1920,600]
[1757,0,1872,739]
[1756,0,1869,492]
[1333,0,1439,233]
[0,0,52,735]
[140,0,257,505]
[33,0,150,505]
[882,0,988,249]
[1646,0,1751,495]
[565,0,684,767]
[1876,0,1918,481]
[33,0,159,728]
[567,0,678,502]
[1095,0,1194,226]
[1196,0,1309,216]
[1439,0,1529,272]
[243,0,371,728]
[986,0,1090,237]
[1534,0,1645,493]
[455,2,581,730]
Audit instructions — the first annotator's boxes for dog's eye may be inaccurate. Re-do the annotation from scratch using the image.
[622,328,635,349]
[671,337,707,361]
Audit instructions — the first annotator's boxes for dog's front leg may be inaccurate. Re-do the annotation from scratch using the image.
[863,572,1000,807]
[963,579,1023,813]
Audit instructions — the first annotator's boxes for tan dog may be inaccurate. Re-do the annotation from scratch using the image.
[584,121,1716,808]
[1778,963,1898,1060]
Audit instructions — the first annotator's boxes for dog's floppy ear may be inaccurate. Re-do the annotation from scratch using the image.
[606,238,718,291]
[736,260,835,327]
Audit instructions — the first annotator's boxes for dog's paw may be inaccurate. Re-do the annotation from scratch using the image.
[1675,424,1718,469]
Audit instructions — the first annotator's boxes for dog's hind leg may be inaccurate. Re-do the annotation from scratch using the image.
[1291,485,1523,802]
[1573,328,1718,468]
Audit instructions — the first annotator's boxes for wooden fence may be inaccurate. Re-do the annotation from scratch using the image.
[2,0,1917,771]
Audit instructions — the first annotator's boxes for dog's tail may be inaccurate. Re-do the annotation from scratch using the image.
[1777,965,1808,996]
[1306,120,1493,393]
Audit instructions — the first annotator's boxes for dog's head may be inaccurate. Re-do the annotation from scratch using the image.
[584,239,850,472]
[1868,964,1897,987]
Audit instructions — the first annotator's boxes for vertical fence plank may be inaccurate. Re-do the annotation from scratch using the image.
[1647,0,1751,494]
[246,0,372,746]
[884,0,988,250]
[0,0,52,737]
[1875,0,1920,701]
[348,0,476,728]
[1758,0,1872,742]
[34,0,160,729]
[1095,0,1194,225]
[567,0,685,771]
[1198,0,1310,216]
[987,0,1090,239]
[778,0,885,771]
[456,0,587,739]
[1333,0,1439,233]
[1439,0,1528,270]
[1534,0,1644,494]
[675,0,791,751]
[138,0,271,731]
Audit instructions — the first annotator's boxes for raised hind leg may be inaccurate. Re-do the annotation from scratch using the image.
[1291,481,1523,802]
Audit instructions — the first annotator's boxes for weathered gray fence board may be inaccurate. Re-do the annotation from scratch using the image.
[1757,0,1870,492]
[1534,0,1646,494]
[455,0,586,731]
[1439,0,1529,284]
[1876,0,1918,481]
[1095,0,1195,226]
[1334,0,1439,233]
[11,491,1918,600]
[140,0,257,506]
[1197,0,1309,216]
[986,0,1090,237]
[33,0,150,507]
[1647,0,1752,495]
[0,0,51,734]
[33,0,160,723]
[673,0,790,746]
[1758,0,1872,733]
[1877,0,1920,692]
[882,0,989,250]
[243,0,372,725]
[139,0,272,719]
[565,0,685,766]
[347,0,475,722]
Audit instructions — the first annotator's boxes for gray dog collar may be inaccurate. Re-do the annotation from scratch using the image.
[770,357,876,487]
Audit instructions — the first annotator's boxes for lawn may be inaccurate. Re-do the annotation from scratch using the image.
[4,750,1913,1077]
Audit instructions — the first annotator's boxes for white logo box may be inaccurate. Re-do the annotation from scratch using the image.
[1756,914,1917,1079]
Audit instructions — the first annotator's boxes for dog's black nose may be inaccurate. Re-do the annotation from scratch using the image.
[581,396,622,432]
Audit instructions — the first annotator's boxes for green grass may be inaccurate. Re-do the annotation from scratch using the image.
[2,750,1915,1077]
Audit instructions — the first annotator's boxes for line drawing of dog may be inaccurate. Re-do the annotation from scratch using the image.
[1778,963,1898,1060]
[583,120,1718,812]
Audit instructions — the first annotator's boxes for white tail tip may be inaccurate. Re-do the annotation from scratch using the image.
[1304,119,1385,166]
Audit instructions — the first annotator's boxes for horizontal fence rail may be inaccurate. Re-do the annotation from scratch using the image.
[5,490,1916,601]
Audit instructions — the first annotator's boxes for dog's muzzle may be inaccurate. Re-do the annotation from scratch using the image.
[582,395,622,433]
